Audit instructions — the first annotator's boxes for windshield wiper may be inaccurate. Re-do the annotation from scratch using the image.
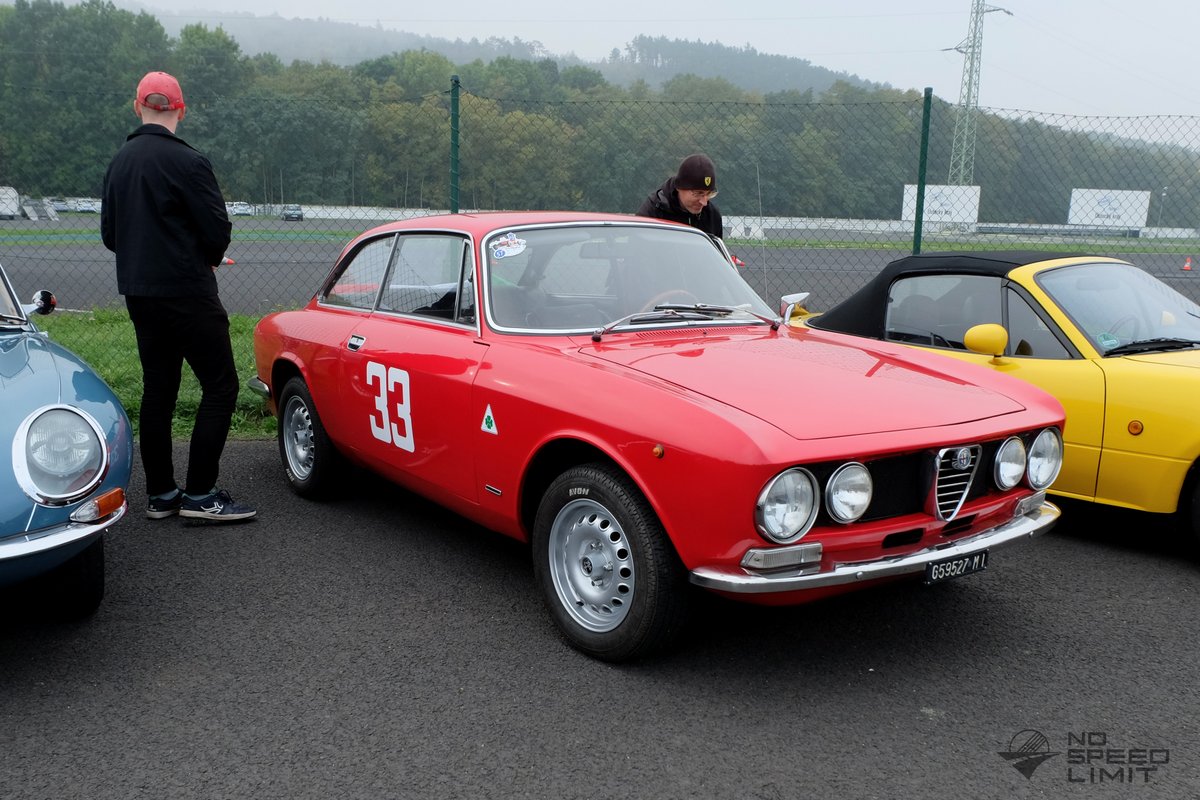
[655,303,781,329]
[592,303,779,341]
[591,308,697,341]
[1104,337,1200,356]
[0,312,27,325]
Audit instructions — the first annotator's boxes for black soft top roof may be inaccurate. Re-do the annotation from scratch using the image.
[811,250,1091,339]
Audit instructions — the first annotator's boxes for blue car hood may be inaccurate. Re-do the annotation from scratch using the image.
[0,331,133,535]
[0,332,70,402]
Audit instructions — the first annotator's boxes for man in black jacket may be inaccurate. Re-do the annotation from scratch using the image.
[635,153,723,239]
[102,71,255,523]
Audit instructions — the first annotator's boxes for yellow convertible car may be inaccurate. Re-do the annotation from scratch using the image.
[802,251,1200,537]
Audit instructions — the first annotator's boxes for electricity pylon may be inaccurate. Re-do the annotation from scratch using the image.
[947,0,1011,185]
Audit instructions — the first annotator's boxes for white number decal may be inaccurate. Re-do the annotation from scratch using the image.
[365,361,414,452]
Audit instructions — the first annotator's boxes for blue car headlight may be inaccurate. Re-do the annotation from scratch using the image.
[13,405,108,505]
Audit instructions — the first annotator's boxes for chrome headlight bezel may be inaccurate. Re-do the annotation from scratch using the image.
[993,436,1028,490]
[1026,427,1063,490]
[824,462,873,523]
[13,404,109,506]
[755,467,819,544]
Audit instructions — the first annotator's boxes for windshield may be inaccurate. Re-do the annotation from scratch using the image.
[1037,261,1200,354]
[483,223,773,332]
[0,264,24,322]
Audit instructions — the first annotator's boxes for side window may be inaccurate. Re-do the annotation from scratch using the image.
[1006,288,1071,358]
[324,235,395,309]
[380,234,468,319]
[886,274,1001,349]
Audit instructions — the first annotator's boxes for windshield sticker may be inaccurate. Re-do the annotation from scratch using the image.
[490,233,526,260]
[1095,332,1120,350]
[481,404,499,435]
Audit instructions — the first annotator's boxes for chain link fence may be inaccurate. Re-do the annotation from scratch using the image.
[3,79,1200,403]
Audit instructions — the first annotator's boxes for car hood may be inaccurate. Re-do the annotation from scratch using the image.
[0,331,134,536]
[0,332,69,400]
[1121,349,1200,368]
[583,328,1026,439]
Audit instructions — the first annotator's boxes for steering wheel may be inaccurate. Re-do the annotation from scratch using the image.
[641,289,699,313]
[1108,314,1142,342]
[889,324,954,349]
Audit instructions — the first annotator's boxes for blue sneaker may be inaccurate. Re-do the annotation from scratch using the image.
[146,489,182,519]
[179,489,257,522]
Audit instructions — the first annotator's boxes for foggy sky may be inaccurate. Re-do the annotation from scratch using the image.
[120,0,1200,117]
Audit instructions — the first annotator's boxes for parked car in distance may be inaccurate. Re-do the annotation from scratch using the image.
[801,251,1200,540]
[229,201,253,216]
[251,213,1064,661]
[75,198,101,213]
[281,204,303,221]
[0,261,132,618]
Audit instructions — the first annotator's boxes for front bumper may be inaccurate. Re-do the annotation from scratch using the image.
[689,498,1058,594]
[248,376,271,400]
[0,502,127,584]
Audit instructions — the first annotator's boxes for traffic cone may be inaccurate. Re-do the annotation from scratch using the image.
[1185,257,1193,271]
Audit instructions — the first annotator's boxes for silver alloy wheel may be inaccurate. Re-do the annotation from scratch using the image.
[281,394,315,481]
[547,498,635,632]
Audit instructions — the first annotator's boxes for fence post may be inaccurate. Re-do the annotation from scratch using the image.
[450,75,460,214]
[912,87,933,255]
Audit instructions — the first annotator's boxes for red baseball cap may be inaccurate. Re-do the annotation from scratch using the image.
[136,71,185,111]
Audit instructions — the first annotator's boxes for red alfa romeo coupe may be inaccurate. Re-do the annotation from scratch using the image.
[251,212,1064,661]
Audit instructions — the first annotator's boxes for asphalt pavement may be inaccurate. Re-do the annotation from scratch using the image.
[2,439,1199,799]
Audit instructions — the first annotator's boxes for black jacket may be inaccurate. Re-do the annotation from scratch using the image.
[635,177,724,239]
[101,124,231,298]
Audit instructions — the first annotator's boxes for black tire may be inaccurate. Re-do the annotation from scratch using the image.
[38,537,105,621]
[277,376,343,498]
[1177,479,1200,552]
[531,463,691,662]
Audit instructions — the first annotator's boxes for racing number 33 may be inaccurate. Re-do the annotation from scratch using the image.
[366,360,414,452]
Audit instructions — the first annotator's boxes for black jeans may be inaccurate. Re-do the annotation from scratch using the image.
[125,294,239,497]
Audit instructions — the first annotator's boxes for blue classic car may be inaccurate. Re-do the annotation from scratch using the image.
[0,262,132,618]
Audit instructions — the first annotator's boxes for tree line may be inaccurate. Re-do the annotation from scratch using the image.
[2,0,1197,227]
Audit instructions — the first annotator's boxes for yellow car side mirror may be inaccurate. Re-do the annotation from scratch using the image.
[964,323,1008,363]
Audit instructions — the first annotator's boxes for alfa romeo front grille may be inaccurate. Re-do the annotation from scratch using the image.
[932,445,981,521]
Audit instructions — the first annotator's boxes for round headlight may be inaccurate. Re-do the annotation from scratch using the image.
[993,436,1027,490]
[756,468,818,543]
[1027,427,1063,490]
[825,462,873,523]
[13,405,107,505]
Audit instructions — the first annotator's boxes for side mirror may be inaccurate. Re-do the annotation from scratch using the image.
[964,323,1007,362]
[29,289,56,316]
[779,292,811,321]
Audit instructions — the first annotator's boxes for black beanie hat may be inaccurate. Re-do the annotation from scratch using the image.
[675,154,716,191]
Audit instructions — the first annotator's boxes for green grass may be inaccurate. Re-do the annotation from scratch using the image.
[36,308,276,440]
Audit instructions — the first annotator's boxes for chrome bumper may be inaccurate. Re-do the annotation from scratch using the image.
[248,376,271,400]
[0,503,127,561]
[689,500,1058,594]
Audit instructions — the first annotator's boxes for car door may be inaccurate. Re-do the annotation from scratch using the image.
[336,232,484,504]
[885,274,1106,501]
[308,233,396,448]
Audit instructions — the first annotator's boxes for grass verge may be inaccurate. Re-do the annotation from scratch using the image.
[36,307,276,440]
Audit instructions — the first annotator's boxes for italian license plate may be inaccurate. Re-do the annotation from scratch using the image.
[925,550,989,584]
